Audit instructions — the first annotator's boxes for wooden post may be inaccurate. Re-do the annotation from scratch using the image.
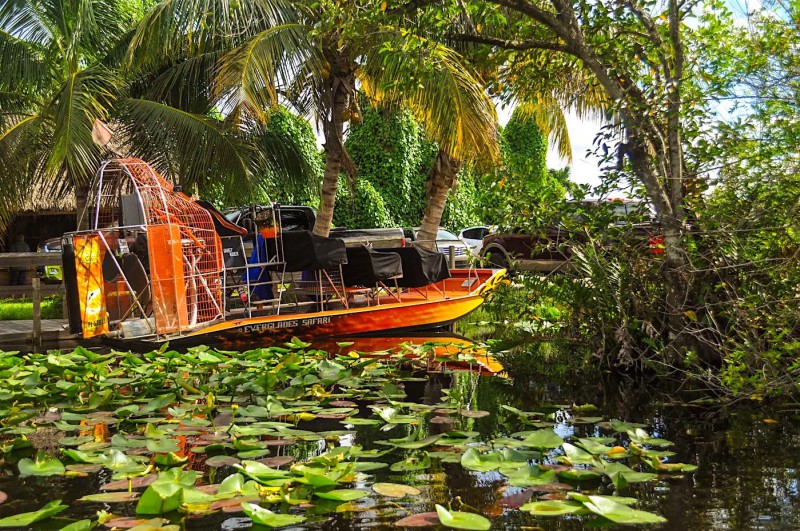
[448,245,456,269]
[32,275,42,348]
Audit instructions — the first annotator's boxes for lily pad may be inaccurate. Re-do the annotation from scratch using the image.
[372,482,421,497]
[583,495,667,524]
[0,500,67,527]
[315,489,369,501]
[434,504,490,530]
[205,455,240,468]
[519,429,563,450]
[390,453,431,472]
[136,483,184,515]
[18,453,66,476]
[520,500,588,516]
[394,512,440,527]
[241,502,307,527]
[78,491,140,503]
[101,475,158,491]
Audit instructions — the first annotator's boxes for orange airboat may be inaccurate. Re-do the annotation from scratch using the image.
[62,159,505,348]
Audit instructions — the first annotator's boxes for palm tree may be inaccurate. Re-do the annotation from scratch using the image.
[0,0,135,227]
[132,0,499,237]
[0,0,311,231]
[409,10,608,248]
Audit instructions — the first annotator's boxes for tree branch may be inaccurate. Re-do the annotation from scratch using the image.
[448,32,575,54]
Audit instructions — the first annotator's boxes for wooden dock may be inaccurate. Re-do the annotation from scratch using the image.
[0,319,83,351]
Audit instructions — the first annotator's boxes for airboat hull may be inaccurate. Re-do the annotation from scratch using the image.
[118,268,505,348]
[164,293,482,348]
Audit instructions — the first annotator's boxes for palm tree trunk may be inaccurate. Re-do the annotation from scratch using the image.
[313,71,352,238]
[417,149,462,250]
[75,182,91,231]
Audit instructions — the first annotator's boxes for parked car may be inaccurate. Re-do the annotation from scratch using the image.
[403,227,471,266]
[459,226,494,254]
[37,237,63,283]
[480,199,662,272]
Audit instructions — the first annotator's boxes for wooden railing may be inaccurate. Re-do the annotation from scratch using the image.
[0,252,65,346]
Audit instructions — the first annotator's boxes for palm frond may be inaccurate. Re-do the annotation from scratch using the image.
[119,97,259,203]
[47,66,117,187]
[127,0,298,71]
[0,29,48,91]
[215,23,319,122]
[135,52,222,114]
[0,0,52,45]
[361,30,498,164]
[0,112,58,224]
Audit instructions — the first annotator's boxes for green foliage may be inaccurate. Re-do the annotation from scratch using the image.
[336,104,433,228]
[333,178,393,229]
[340,101,556,231]
[0,296,63,320]
[477,110,566,228]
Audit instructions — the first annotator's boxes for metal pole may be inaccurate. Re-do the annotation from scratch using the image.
[448,245,456,269]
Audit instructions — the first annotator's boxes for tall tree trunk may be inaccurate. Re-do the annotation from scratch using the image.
[313,60,354,238]
[417,149,462,250]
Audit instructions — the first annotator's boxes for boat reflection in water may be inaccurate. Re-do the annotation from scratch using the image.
[214,332,504,376]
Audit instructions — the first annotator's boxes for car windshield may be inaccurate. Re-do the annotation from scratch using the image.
[437,229,459,240]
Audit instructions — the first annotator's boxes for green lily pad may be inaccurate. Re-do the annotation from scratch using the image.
[460,448,503,472]
[0,500,67,527]
[372,482,421,497]
[390,434,442,449]
[78,491,140,503]
[390,453,431,472]
[18,453,66,476]
[583,495,667,524]
[558,468,603,482]
[520,499,588,516]
[136,483,184,515]
[241,502,307,527]
[58,519,95,531]
[519,429,563,449]
[434,504,490,530]
[505,466,558,487]
[315,489,369,501]
[146,438,180,453]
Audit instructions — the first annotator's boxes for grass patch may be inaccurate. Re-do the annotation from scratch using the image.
[0,295,63,320]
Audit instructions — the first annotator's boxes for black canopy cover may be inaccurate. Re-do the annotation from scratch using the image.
[375,246,451,288]
[342,245,403,286]
[282,231,348,272]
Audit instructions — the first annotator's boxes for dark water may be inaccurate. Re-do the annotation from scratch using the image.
[1,337,799,530]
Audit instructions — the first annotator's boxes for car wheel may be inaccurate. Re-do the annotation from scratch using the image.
[481,246,509,269]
